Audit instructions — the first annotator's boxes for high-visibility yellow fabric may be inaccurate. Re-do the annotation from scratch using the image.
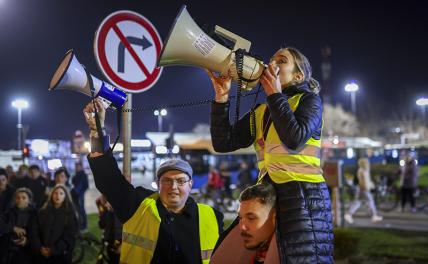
[253,94,324,184]
[121,193,219,263]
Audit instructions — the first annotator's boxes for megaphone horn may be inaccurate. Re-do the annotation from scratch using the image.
[49,49,127,109]
[158,5,265,91]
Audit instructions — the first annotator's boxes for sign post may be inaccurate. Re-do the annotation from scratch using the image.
[94,10,162,180]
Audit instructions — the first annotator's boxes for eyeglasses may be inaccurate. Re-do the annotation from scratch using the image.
[160,177,191,187]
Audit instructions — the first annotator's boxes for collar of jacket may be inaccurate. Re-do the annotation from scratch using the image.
[157,196,197,218]
[282,81,311,97]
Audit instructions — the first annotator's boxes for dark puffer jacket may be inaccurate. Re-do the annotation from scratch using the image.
[210,82,334,263]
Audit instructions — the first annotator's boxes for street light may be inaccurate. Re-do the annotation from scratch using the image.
[416,97,428,120]
[344,82,359,115]
[11,99,29,150]
[154,108,167,132]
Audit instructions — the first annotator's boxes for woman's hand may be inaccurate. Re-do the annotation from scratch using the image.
[14,236,27,246]
[260,63,281,96]
[13,226,26,237]
[41,247,52,257]
[205,69,232,103]
[83,98,106,130]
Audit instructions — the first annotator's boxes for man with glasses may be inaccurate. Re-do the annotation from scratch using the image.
[84,99,223,264]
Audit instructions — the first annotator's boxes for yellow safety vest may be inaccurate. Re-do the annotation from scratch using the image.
[120,193,219,264]
[253,93,324,184]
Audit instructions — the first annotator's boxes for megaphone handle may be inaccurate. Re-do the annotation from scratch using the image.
[85,68,109,153]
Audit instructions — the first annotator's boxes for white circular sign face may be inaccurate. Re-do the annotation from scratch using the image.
[94,10,163,93]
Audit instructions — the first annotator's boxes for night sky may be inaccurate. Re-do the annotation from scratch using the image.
[0,0,427,149]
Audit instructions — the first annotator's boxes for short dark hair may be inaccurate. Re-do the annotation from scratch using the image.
[239,182,276,208]
[29,165,40,171]
[0,168,7,178]
[54,167,70,179]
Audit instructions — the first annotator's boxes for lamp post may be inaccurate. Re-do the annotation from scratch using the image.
[154,108,167,132]
[344,82,359,115]
[416,97,428,121]
[11,99,29,150]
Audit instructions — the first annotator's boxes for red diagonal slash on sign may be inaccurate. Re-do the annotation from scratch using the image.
[112,24,151,77]
[95,11,162,92]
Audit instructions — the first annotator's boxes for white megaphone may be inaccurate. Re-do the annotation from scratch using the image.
[158,5,266,91]
[49,50,127,109]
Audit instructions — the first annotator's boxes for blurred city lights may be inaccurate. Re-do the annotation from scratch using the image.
[172,145,180,154]
[346,148,354,159]
[154,108,168,132]
[155,146,168,154]
[11,99,29,109]
[344,83,359,92]
[30,139,49,155]
[416,97,428,106]
[47,159,63,170]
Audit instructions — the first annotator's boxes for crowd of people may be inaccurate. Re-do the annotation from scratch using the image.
[0,163,88,264]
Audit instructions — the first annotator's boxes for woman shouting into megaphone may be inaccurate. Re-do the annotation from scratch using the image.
[207,47,334,264]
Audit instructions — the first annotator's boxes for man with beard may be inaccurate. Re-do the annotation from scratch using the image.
[211,182,278,264]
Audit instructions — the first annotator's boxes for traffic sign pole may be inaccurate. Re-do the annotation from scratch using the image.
[122,94,132,181]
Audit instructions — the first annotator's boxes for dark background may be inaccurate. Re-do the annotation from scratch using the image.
[1,0,427,149]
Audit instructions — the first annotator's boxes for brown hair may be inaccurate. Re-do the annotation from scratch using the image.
[283,46,321,94]
[42,184,75,211]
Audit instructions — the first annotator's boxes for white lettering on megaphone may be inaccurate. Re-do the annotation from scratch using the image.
[103,82,115,91]
[193,33,215,57]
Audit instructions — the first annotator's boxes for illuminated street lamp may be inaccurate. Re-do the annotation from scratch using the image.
[11,99,29,150]
[345,82,359,115]
[154,108,167,132]
[416,97,428,120]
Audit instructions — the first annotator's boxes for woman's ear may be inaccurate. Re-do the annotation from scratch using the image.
[293,71,304,83]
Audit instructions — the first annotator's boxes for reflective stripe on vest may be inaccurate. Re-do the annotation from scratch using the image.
[120,193,219,264]
[253,94,324,184]
[198,203,219,263]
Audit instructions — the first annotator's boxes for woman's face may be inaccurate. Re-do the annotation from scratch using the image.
[52,188,66,207]
[0,175,7,190]
[269,49,302,88]
[15,192,30,209]
[55,172,67,185]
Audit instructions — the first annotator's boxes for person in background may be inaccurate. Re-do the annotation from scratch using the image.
[28,165,48,210]
[9,165,30,190]
[345,158,383,223]
[0,168,15,214]
[211,182,278,264]
[5,166,16,184]
[237,161,254,192]
[399,155,419,213]
[30,184,78,264]
[206,165,223,209]
[0,188,36,264]
[71,162,89,231]
[96,195,122,264]
[219,161,232,199]
[52,168,71,188]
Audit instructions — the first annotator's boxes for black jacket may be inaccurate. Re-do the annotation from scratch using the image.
[210,82,334,263]
[29,205,78,264]
[88,153,224,264]
[0,206,36,264]
[28,177,48,209]
[0,185,15,214]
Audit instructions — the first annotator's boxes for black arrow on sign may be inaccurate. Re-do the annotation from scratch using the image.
[118,36,153,73]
